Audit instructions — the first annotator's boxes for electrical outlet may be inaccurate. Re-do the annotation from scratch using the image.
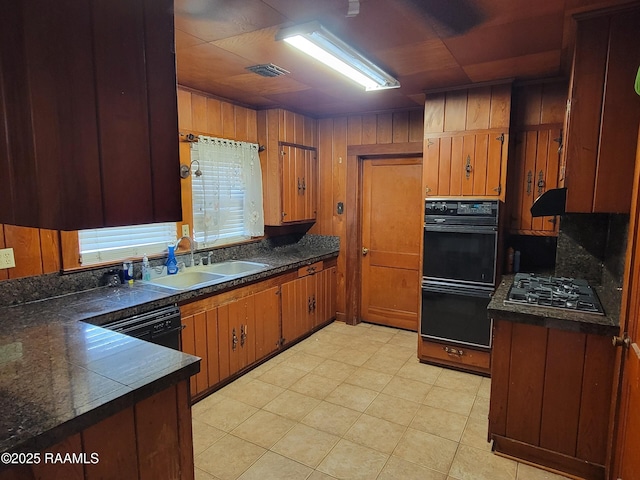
[0,248,16,269]
[181,224,190,237]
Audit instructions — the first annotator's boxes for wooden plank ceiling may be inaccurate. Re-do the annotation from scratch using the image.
[174,0,635,116]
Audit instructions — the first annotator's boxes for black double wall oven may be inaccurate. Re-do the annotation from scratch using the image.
[421,199,499,350]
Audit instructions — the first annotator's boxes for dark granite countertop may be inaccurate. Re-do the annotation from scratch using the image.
[0,236,340,456]
[488,274,620,336]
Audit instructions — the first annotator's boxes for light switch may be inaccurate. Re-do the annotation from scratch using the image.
[0,248,16,269]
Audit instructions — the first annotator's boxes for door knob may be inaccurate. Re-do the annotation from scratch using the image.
[612,335,631,349]
[362,247,369,256]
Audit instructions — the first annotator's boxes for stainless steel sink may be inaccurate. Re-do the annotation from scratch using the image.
[206,260,269,276]
[144,271,227,291]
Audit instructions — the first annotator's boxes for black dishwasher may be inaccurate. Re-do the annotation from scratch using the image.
[102,305,183,350]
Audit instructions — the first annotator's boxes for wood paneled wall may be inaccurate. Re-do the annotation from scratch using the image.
[0,226,60,280]
[176,87,259,237]
[0,88,259,281]
[309,109,424,321]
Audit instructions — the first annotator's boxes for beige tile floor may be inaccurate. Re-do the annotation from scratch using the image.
[192,321,572,480]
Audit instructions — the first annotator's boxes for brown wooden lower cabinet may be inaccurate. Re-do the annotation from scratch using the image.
[0,381,194,480]
[282,265,336,345]
[489,320,615,480]
[181,262,336,400]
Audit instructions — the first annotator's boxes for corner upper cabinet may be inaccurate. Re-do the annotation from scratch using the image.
[507,81,566,235]
[0,0,181,230]
[258,109,318,226]
[562,8,640,214]
[423,83,511,199]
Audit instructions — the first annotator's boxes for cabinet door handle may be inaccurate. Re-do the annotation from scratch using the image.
[443,345,464,357]
[302,177,306,191]
[308,297,313,313]
[537,171,545,196]
[312,295,316,312]
[526,170,532,196]
[232,328,238,351]
[240,324,246,347]
[465,155,472,179]
[612,334,630,349]
[297,177,302,193]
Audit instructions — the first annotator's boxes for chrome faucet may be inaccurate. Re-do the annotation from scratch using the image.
[176,236,197,267]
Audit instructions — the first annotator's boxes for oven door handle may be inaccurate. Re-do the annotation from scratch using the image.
[424,224,497,233]
[422,282,494,298]
[151,325,186,339]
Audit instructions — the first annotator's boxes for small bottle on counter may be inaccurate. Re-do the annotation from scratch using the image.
[514,250,521,273]
[122,261,134,285]
[506,247,514,273]
[166,245,178,275]
[142,255,151,281]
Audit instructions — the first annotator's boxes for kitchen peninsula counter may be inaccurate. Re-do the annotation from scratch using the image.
[487,274,619,480]
[487,274,620,336]
[0,236,339,477]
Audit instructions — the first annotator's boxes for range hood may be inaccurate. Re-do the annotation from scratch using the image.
[530,187,567,217]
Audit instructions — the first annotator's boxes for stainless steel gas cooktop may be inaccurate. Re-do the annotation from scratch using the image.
[504,273,605,315]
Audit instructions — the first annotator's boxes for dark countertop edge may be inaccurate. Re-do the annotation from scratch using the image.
[3,362,199,458]
[487,305,620,336]
[488,275,620,336]
[1,247,338,457]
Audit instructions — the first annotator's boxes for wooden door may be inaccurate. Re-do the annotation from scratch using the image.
[281,145,305,223]
[360,158,422,330]
[254,286,281,360]
[304,148,317,221]
[281,145,295,223]
[281,145,317,223]
[281,279,296,344]
[180,314,197,397]
[304,274,317,331]
[315,267,336,327]
[613,126,640,479]
[281,276,310,344]
[206,308,220,387]
[181,311,208,396]
[241,295,257,370]
[217,303,232,379]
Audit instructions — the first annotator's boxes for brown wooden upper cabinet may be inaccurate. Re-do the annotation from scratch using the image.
[423,83,511,199]
[507,81,567,235]
[0,0,181,230]
[562,8,640,214]
[258,109,318,226]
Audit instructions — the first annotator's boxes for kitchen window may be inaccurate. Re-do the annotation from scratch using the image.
[190,136,264,248]
[78,222,178,265]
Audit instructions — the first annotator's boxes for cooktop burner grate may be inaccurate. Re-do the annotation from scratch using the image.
[504,273,604,315]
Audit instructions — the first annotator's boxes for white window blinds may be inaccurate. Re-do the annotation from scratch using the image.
[191,136,264,248]
[78,222,177,265]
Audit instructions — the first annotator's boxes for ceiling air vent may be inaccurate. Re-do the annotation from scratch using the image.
[246,63,290,78]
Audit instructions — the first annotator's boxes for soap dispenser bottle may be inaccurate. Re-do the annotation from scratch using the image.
[166,245,178,275]
[142,255,151,281]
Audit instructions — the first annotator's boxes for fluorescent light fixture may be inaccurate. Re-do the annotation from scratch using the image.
[276,22,400,92]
